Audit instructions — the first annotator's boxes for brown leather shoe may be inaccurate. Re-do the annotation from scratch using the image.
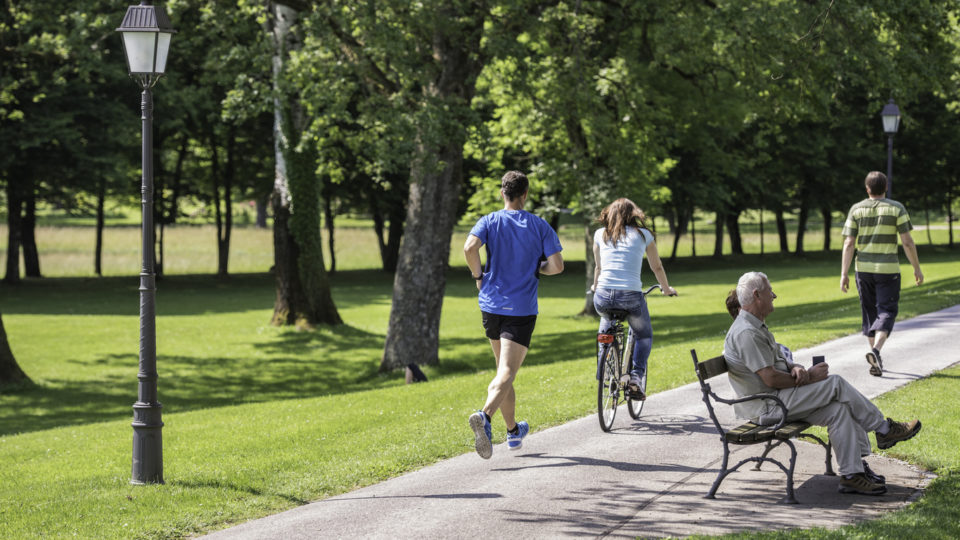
[877,418,922,450]
[838,473,887,495]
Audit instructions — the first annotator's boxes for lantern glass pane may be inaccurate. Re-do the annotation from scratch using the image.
[154,33,172,74]
[882,115,900,134]
[122,32,158,73]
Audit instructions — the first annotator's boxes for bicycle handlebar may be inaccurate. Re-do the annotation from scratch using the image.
[642,284,677,297]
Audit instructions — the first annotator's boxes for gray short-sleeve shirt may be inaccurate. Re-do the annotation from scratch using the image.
[723,311,790,419]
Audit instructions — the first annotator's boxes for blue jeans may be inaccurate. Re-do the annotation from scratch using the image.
[593,288,653,377]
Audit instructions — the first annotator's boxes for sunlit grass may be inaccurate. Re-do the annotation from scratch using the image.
[1,243,959,537]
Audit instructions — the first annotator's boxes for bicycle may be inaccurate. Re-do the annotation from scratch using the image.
[595,284,669,432]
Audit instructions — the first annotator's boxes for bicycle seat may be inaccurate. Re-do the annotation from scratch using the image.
[605,309,629,320]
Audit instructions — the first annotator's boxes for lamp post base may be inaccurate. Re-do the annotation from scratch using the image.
[131,401,164,484]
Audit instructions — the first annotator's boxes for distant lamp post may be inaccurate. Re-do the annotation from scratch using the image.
[880,99,901,198]
[116,0,176,485]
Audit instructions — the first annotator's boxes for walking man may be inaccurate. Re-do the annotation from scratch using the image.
[840,171,924,376]
[464,171,564,459]
[727,272,922,495]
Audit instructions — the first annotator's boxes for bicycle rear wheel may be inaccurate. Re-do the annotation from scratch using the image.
[597,344,621,432]
[627,370,647,419]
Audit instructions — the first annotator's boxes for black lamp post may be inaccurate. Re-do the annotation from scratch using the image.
[880,98,901,198]
[116,0,176,485]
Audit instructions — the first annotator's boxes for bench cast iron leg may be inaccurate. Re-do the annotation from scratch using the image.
[754,440,780,471]
[782,440,799,504]
[707,439,730,499]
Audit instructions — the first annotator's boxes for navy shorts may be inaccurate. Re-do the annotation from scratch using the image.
[855,272,900,336]
[481,312,537,348]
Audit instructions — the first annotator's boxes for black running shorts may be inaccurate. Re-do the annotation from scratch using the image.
[481,312,537,348]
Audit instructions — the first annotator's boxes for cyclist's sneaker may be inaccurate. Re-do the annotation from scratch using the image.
[876,418,922,450]
[866,350,882,377]
[628,373,646,400]
[469,410,493,459]
[838,473,887,495]
[862,460,885,484]
[507,421,529,451]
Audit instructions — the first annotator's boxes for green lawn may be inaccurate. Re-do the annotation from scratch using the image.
[1,227,958,538]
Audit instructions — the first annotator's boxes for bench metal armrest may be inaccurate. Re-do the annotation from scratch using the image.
[710,391,790,431]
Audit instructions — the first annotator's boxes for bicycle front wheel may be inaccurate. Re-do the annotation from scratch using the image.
[597,344,621,432]
[627,370,647,419]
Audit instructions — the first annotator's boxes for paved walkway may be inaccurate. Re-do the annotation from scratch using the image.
[202,305,959,539]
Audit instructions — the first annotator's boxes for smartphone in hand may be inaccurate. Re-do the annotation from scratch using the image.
[812,355,825,366]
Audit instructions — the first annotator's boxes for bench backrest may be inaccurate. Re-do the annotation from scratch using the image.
[691,349,728,384]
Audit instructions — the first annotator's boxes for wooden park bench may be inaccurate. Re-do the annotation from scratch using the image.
[690,350,834,504]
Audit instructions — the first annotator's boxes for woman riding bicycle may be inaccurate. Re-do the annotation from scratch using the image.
[591,198,677,399]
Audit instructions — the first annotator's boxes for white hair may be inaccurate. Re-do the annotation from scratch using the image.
[737,272,769,307]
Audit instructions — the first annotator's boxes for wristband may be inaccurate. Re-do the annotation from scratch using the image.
[471,272,482,280]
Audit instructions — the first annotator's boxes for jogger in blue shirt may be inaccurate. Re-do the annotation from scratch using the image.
[464,171,564,458]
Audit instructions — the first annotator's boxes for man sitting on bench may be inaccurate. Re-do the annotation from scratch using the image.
[724,271,922,496]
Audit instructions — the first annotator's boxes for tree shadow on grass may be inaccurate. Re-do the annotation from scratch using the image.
[0,323,397,437]
[2,270,956,438]
[0,271,396,316]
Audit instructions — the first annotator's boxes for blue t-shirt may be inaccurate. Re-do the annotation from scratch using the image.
[470,209,563,316]
[594,226,653,291]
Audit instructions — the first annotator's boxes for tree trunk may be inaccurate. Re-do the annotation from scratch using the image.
[795,204,809,254]
[822,208,832,251]
[383,198,405,273]
[323,179,336,274]
[712,211,724,257]
[0,312,29,385]
[256,194,269,228]
[4,181,22,284]
[775,209,789,252]
[153,129,166,279]
[382,141,465,370]
[269,2,341,327]
[690,205,696,257]
[669,205,683,261]
[159,137,188,277]
[725,211,743,255]
[222,128,234,276]
[95,176,105,276]
[948,179,955,248]
[22,188,40,278]
[580,219,598,316]
[379,6,485,371]
[759,207,764,255]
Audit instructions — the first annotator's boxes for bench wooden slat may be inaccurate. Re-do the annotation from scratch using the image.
[726,422,774,443]
[775,421,811,439]
[697,355,728,380]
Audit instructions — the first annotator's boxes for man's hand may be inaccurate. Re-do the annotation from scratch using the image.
[840,275,849,293]
[914,268,924,286]
[790,365,809,386]
[808,361,829,382]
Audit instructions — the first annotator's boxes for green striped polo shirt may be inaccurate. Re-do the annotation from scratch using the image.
[841,198,912,274]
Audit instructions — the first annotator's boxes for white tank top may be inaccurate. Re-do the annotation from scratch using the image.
[594,226,652,291]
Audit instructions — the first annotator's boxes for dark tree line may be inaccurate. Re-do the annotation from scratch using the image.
[2,1,959,379]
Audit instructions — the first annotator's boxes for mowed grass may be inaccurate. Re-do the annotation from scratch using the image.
[2,211,957,278]
[0,220,959,538]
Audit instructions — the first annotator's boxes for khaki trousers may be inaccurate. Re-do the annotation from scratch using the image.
[775,375,885,476]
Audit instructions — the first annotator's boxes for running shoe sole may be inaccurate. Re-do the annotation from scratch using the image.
[877,419,922,450]
[866,351,882,377]
[469,413,493,459]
